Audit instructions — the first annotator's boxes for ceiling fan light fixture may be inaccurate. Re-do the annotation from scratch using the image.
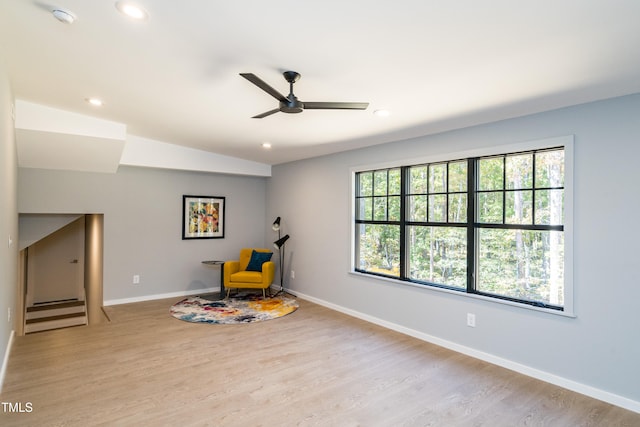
[115,2,148,20]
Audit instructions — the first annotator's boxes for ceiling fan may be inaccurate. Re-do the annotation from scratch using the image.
[240,71,369,118]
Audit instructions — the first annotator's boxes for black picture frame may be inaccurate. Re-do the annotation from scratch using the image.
[182,195,225,239]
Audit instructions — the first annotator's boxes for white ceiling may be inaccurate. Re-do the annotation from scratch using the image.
[2,0,640,168]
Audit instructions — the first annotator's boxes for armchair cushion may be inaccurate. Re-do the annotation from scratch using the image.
[246,250,273,271]
[230,271,263,283]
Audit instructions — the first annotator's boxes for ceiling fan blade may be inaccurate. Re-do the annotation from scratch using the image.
[303,102,369,110]
[252,108,281,119]
[240,73,288,103]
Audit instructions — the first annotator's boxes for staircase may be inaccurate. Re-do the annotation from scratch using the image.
[25,300,88,334]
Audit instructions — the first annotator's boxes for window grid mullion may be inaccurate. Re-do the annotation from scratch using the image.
[467,158,476,293]
[399,167,407,279]
[502,155,506,225]
[446,163,450,223]
[386,169,390,221]
[532,152,537,225]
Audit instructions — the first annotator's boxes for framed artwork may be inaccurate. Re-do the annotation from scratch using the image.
[182,195,225,239]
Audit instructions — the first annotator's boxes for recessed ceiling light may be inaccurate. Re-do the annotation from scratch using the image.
[374,109,390,117]
[86,98,104,107]
[52,9,76,24]
[262,142,272,149]
[115,2,148,20]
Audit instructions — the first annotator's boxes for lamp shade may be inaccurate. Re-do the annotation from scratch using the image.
[272,216,281,231]
[273,234,290,249]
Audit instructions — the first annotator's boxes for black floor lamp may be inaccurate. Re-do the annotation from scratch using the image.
[272,217,290,296]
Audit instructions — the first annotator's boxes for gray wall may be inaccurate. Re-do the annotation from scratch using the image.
[0,60,18,387]
[18,166,268,302]
[267,93,640,405]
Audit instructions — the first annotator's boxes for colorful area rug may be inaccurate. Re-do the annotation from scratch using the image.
[170,294,298,324]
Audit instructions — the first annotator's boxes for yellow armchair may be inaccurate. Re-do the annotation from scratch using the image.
[224,248,275,298]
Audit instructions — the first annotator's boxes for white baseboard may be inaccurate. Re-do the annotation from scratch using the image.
[104,285,285,306]
[293,290,640,415]
[0,330,15,394]
[104,287,219,306]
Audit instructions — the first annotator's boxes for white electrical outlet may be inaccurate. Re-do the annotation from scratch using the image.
[133,275,140,284]
[467,313,476,327]
[291,270,295,279]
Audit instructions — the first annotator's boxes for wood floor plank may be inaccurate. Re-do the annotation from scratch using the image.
[1,297,638,426]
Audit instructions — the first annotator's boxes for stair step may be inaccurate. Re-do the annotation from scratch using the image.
[26,303,85,320]
[26,311,86,324]
[25,315,87,334]
[27,300,84,312]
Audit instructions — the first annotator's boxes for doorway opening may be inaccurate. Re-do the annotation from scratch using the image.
[17,214,105,335]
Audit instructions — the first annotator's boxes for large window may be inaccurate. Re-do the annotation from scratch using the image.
[354,140,570,311]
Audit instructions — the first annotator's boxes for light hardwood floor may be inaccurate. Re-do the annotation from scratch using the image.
[1,297,638,426]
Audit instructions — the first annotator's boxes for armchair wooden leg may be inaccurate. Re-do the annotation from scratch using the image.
[226,288,231,299]
[262,288,266,298]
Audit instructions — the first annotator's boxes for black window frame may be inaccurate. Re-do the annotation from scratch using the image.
[354,146,566,311]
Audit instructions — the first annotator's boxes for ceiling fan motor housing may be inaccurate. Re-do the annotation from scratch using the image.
[280,97,304,114]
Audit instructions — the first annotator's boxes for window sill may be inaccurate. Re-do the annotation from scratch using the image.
[349,270,576,318]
